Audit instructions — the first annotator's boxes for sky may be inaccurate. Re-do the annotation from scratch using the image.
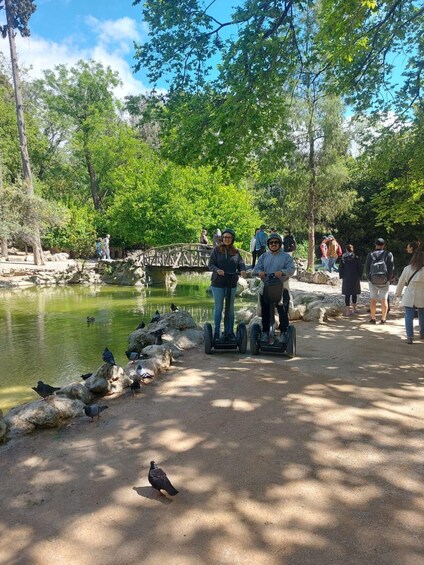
[0,0,153,99]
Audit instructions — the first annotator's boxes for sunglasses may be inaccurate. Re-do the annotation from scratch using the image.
[269,241,280,246]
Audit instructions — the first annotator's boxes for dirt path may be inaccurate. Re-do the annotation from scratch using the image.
[1,309,423,564]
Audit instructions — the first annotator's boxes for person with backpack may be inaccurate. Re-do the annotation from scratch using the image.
[365,238,394,325]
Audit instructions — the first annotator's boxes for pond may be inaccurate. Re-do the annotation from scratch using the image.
[0,274,247,413]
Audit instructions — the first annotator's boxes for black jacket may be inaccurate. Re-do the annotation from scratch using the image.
[339,252,362,295]
[208,246,246,288]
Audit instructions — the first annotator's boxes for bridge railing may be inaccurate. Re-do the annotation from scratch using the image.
[130,243,251,269]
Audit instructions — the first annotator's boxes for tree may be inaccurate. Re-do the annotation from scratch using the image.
[0,0,45,264]
[34,61,121,210]
[133,0,354,269]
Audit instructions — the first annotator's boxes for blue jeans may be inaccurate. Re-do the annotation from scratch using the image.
[404,306,424,338]
[211,286,236,336]
[327,257,336,272]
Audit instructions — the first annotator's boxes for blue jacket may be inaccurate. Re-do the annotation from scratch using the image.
[253,249,295,281]
[255,229,268,250]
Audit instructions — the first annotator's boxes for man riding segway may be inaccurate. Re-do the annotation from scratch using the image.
[251,233,296,355]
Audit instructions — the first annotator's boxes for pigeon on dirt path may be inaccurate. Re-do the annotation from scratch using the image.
[32,381,61,400]
[148,461,179,496]
[130,380,141,396]
[84,404,108,421]
[102,347,116,366]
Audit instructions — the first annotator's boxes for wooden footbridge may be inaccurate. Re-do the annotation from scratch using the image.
[132,243,251,271]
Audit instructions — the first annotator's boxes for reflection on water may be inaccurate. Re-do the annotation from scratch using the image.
[0,274,230,413]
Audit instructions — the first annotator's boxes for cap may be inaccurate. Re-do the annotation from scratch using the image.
[222,228,236,240]
[375,238,385,245]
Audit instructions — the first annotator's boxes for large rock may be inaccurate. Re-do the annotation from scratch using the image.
[0,409,7,443]
[236,307,255,323]
[172,328,204,350]
[56,382,94,404]
[297,269,340,286]
[5,397,85,436]
[84,364,132,395]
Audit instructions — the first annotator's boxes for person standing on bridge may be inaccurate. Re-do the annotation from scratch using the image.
[208,228,246,340]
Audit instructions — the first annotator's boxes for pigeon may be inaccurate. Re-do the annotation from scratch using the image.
[80,372,93,380]
[84,404,108,421]
[150,310,161,323]
[148,461,179,496]
[170,303,179,312]
[130,380,141,396]
[102,347,116,366]
[32,380,61,400]
[125,350,140,361]
[86,316,95,323]
[154,328,164,345]
[136,321,146,330]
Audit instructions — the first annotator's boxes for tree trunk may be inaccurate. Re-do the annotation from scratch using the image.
[6,0,44,265]
[306,78,316,272]
[84,146,101,210]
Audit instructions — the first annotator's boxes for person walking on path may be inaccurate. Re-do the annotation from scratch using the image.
[283,229,297,256]
[255,225,268,260]
[339,244,362,316]
[326,235,342,273]
[394,248,424,344]
[95,238,103,260]
[250,228,259,268]
[365,238,394,325]
[199,228,209,245]
[319,237,329,270]
[103,234,111,260]
[208,228,246,340]
[253,233,295,341]
[213,229,222,247]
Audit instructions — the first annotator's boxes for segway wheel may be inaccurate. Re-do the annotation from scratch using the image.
[237,322,247,354]
[285,325,296,358]
[250,323,261,355]
[204,322,213,354]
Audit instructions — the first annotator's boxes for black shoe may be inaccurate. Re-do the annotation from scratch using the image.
[380,320,386,325]
[229,332,236,340]
[213,331,220,340]
[368,319,376,324]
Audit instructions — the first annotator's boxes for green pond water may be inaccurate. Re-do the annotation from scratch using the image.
[0,274,231,413]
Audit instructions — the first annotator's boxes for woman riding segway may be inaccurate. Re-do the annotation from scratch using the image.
[205,228,247,353]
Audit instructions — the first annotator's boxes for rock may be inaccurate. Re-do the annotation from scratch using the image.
[155,311,198,331]
[84,364,132,395]
[236,307,255,323]
[236,277,249,295]
[5,397,85,436]
[289,304,307,320]
[303,305,326,323]
[139,346,173,374]
[56,382,94,404]
[297,269,340,286]
[172,328,204,349]
[0,409,7,443]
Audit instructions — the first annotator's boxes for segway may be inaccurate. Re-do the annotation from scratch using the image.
[204,273,247,354]
[250,273,296,357]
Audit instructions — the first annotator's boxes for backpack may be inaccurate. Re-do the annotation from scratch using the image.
[369,251,388,286]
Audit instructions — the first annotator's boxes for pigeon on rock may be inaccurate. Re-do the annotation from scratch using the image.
[84,404,108,421]
[148,461,179,496]
[102,347,116,366]
[32,380,61,400]
[136,321,146,330]
[170,303,179,312]
[80,372,93,380]
[150,310,161,323]
[154,328,164,345]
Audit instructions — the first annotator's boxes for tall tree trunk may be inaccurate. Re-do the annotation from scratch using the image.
[84,146,101,210]
[0,155,7,258]
[305,75,316,272]
[6,0,44,265]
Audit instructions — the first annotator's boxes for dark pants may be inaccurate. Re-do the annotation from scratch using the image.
[257,246,266,259]
[260,289,290,333]
[252,249,257,268]
[344,294,357,307]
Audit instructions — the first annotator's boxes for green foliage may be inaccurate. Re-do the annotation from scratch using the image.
[42,204,97,258]
[105,157,260,250]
